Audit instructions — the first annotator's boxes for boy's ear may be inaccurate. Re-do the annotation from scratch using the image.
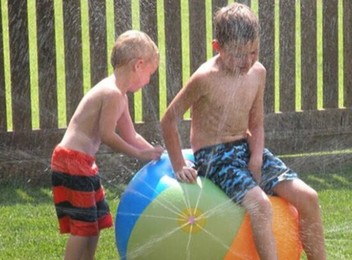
[133,58,144,71]
[212,40,220,52]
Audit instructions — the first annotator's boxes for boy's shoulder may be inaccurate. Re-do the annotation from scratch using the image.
[192,57,219,80]
[86,76,124,103]
[251,61,266,74]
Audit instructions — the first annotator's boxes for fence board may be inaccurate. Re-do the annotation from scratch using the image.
[36,1,58,129]
[300,0,317,110]
[8,0,32,131]
[265,108,352,154]
[2,0,352,184]
[279,0,296,112]
[114,0,134,121]
[3,108,352,160]
[0,2,6,132]
[89,0,108,86]
[212,0,228,12]
[344,0,352,107]
[63,0,84,122]
[189,0,207,74]
[114,0,132,36]
[140,0,160,123]
[323,0,338,108]
[164,0,183,103]
[211,0,228,60]
[258,0,275,113]
[237,0,251,7]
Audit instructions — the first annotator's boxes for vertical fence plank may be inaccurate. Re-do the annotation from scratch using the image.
[140,0,160,123]
[279,0,295,112]
[301,0,317,110]
[189,0,207,74]
[114,0,132,36]
[0,2,6,132]
[323,0,338,108]
[89,0,107,86]
[8,0,31,131]
[258,0,275,114]
[212,0,228,11]
[237,0,251,7]
[114,0,134,121]
[211,0,228,58]
[36,1,58,129]
[344,0,352,107]
[63,0,84,121]
[164,0,183,103]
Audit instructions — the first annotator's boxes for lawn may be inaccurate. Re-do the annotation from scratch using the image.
[0,167,351,259]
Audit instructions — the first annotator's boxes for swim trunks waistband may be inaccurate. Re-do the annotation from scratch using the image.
[194,139,247,157]
[51,146,98,176]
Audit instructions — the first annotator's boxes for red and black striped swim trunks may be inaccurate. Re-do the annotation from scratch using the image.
[51,146,113,236]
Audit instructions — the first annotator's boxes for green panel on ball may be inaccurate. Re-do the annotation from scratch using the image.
[126,177,245,260]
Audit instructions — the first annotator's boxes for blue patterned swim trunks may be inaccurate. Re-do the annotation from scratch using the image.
[194,139,298,204]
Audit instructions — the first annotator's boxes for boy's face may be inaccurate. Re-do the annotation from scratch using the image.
[216,39,259,75]
[131,56,159,92]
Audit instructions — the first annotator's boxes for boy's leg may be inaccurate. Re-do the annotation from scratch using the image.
[80,236,99,260]
[242,186,278,260]
[64,235,88,260]
[273,179,326,260]
[64,235,98,260]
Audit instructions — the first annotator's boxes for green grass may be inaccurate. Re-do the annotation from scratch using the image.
[0,168,351,259]
[0,183,121,259]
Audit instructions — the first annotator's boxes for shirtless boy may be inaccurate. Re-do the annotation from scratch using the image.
[161,3,326,260]
[51,30,163,260]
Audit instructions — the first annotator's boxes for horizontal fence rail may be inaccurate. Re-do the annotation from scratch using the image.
[1,0,352,183]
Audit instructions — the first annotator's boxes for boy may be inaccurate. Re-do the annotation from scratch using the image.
[161,3,326,260]
[51,30,164,260]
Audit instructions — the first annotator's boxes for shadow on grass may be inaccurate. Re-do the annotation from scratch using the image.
[0,176,127,206]
[299,167,352,192]
[1,164,351,206]
[0,181,53,205]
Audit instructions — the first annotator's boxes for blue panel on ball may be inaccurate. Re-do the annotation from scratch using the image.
[115,150,194,258]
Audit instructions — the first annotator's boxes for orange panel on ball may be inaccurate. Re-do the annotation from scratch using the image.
[224,196,302,260]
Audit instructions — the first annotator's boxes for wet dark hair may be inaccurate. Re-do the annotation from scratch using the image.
[214,3,260,48]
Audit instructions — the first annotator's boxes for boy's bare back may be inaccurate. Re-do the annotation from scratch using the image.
[60,75,126,156]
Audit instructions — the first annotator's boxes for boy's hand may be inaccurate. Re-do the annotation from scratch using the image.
[175,166,198,183]
[139,145,164,161]
[248,159,262,183]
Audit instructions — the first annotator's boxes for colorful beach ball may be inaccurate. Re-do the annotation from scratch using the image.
[115,149,302,259]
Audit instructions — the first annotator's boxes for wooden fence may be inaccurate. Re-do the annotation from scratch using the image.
[1,0,352,184]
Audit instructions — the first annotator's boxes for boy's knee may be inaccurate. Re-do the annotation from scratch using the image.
[297,188,320,213]
[243,188,272,216]
[304,188,319,207]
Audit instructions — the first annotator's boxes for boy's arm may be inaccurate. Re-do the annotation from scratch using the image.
[161,76,202,182]
[247,65,266,182]
[117,96,156,150]
[99,91,162,161]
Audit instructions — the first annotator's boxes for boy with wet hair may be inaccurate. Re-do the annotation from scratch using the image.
[51,30,163,260]
[161,3,326,260]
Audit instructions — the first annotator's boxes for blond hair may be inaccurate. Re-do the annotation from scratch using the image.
[110,30,159,69]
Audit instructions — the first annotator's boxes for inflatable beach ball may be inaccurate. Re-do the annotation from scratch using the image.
[115,149,302,260]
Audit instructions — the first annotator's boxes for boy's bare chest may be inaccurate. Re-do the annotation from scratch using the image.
[205,80,257,113]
